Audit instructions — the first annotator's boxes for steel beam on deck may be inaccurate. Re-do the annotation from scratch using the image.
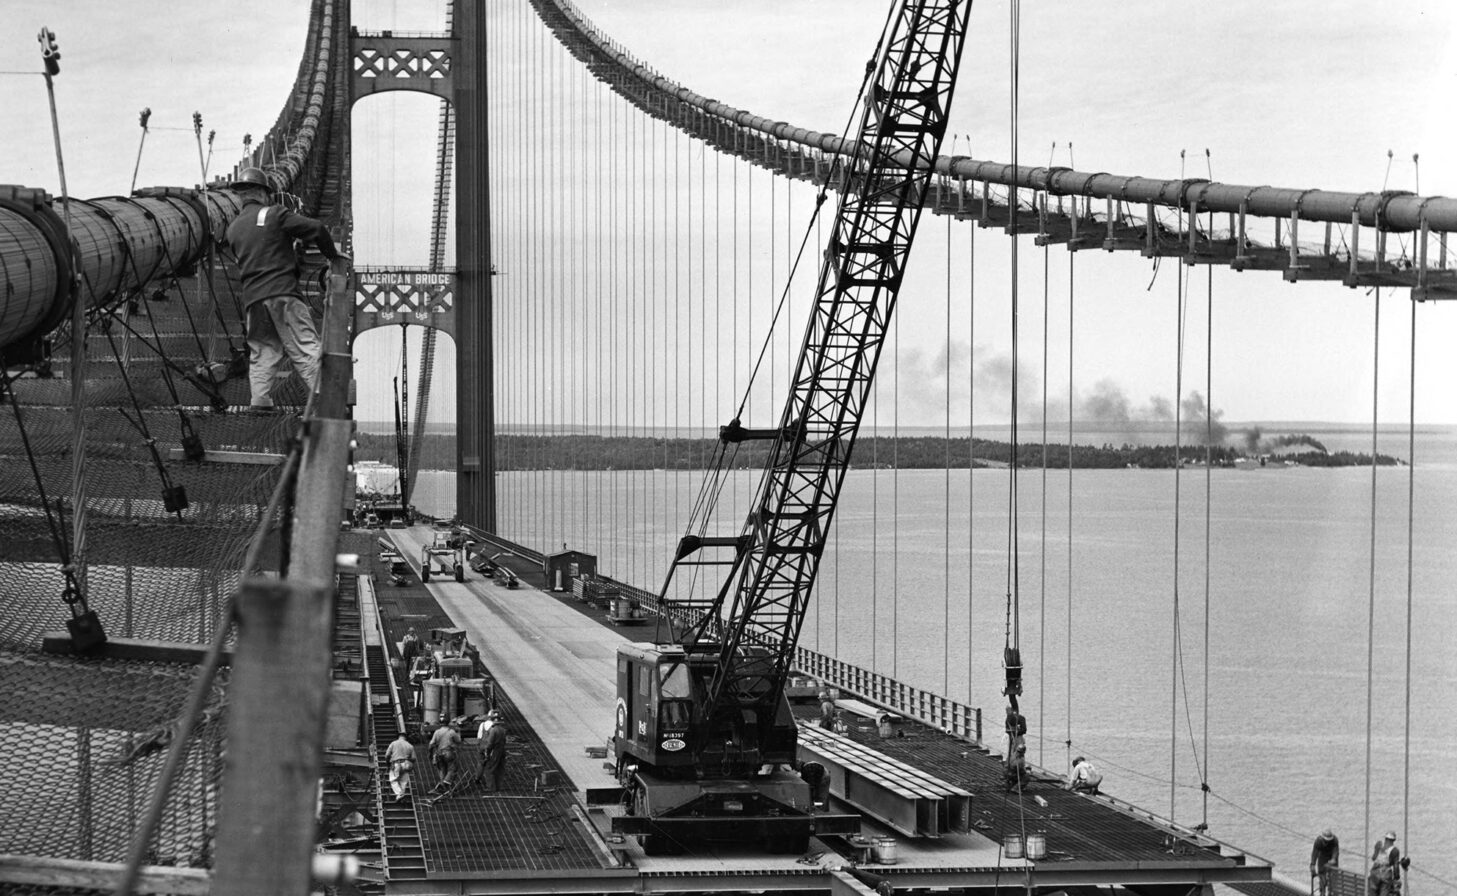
[798,725,972,838]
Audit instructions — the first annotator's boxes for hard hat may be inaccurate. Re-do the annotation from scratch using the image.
[230,167,272,191]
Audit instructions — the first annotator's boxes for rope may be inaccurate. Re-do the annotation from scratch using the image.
[1171,182,1185,821]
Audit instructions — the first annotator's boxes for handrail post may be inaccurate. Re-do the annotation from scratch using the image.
[213,260,354,896]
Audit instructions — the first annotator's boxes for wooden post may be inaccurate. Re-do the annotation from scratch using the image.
[212,259,355,894]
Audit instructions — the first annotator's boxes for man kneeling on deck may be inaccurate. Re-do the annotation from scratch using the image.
[1066,756,1103,794]
[1004,745,1030,792]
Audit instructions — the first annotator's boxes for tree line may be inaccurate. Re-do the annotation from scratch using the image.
[354,432,1399,471]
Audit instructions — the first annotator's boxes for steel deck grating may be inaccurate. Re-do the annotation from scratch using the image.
[365,539,606,876]
[344,530,1263,889]
[464,537,1243,874]
[788,703,1231,868]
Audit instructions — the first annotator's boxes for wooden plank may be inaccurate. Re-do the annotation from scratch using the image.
[168,447,286,465]
[39,632,233,666]
[0,854,210,895]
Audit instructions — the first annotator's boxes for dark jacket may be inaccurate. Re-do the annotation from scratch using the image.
[225,199,339,308]
[1311,833,1339,871]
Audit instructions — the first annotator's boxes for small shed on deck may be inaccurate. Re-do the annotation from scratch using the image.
[543,549,596,592]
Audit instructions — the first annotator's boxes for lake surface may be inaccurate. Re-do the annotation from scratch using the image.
[411,449,1457,888]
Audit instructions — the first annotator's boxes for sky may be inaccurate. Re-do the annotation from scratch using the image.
[3,0,1456,430]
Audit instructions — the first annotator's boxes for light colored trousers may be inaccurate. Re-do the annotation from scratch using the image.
[389,763,411,797]
[246,296,321,406]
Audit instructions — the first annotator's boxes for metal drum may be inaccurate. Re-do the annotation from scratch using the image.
[1003,832,1024,858]
[1026,832,1046,859]
[872,836,898,865]
[422,679,444,725]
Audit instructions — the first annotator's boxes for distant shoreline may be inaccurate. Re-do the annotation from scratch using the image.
[354,432,1402,472]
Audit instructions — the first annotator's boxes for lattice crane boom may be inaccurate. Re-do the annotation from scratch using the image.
[693,0,973,745]
[606,0,973,855]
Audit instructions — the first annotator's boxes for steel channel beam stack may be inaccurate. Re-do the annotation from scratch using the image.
[798,725,971,839]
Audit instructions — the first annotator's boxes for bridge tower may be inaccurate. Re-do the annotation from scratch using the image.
[345,3,495,529]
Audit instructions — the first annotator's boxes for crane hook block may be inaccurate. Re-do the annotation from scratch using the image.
[1002,646,1023,697]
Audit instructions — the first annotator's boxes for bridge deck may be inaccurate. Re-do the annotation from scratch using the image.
[369,526,1269,893]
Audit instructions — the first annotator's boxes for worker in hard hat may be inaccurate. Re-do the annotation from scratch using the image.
[223,167,347,411]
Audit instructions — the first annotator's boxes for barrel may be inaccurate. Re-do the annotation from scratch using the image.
[872,836,898,865]
[1026,831,1047,859]
[1003,833,1024,858]
[422,679,444,725]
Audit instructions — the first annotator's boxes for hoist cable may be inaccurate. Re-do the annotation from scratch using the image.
[1005,0,1023,662]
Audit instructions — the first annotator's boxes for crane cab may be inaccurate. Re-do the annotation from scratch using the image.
[606,642,857,853]
[614,643,701,774]
[613,641,801,777]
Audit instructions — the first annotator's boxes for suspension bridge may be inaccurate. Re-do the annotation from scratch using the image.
[0,1,1452,894]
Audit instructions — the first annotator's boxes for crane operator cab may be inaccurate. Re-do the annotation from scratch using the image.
[606,642,858,855]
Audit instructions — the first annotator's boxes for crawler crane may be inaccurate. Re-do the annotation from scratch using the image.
[604,0,973,854]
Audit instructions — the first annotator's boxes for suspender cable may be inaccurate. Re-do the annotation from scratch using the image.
[1172,184,1185,821]
[1201,149,1215,831]
[1362,285,1381,856]
[893,251,899,679]
[1039,174,1050,767]
[944,206,953,694]
[968,208,977,708]
[1066,175,1076,776]
[1402,285,1415,845]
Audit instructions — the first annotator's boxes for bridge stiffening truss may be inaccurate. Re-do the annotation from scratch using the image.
[354,267,457,338]
[350,30,455,98]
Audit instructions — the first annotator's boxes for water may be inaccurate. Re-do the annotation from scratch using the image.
[412,451,1457,890]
